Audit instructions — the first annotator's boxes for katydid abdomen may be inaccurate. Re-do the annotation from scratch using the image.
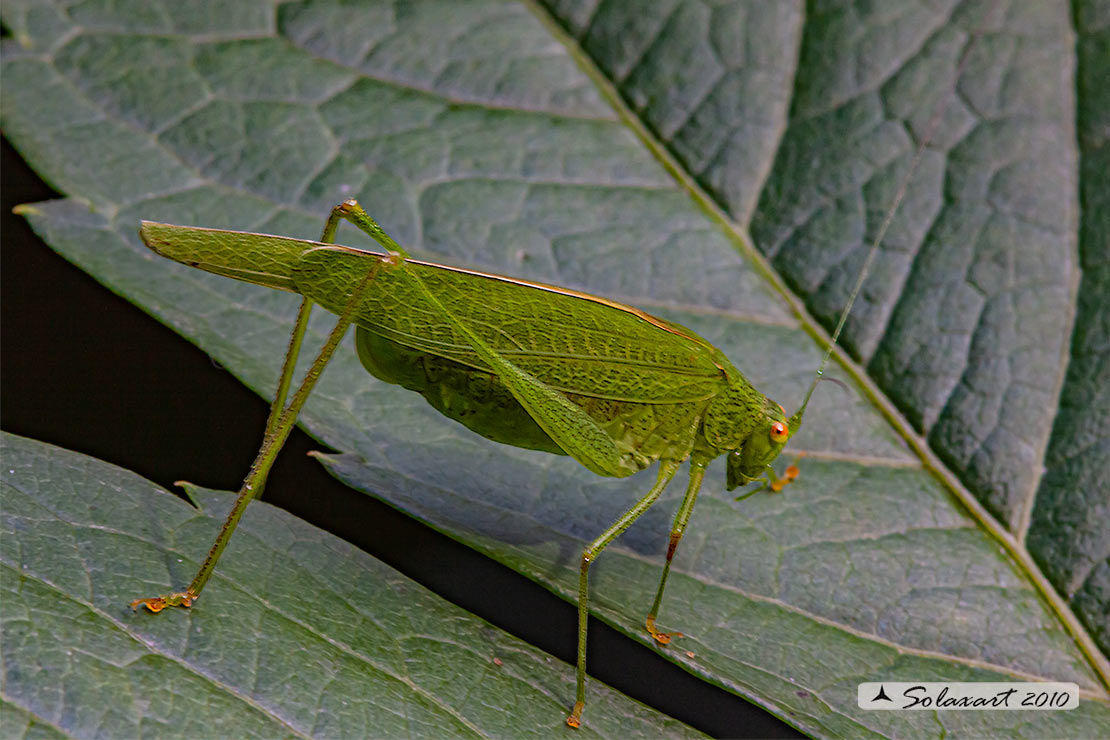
[355,327,566,456]
[356,326,713,469]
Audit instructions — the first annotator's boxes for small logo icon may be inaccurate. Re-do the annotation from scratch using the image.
[871,685,892,702]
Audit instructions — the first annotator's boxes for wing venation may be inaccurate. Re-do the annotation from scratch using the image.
[295,247,730,403]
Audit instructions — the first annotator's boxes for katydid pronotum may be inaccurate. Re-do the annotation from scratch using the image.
[129,29,970,726]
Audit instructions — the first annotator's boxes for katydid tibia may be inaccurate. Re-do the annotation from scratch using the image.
[132,200,833,727]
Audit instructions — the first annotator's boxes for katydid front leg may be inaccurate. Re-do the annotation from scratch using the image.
[733,453,804,503]
[131,201,395,612]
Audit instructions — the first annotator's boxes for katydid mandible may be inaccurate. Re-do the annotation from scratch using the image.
[131,199,848,727]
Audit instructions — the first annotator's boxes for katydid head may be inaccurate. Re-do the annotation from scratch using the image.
[724,350,852,491]
[723,361,842,491]
[725,398,794,490]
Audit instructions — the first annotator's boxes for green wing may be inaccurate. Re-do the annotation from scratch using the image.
[356,328,708,467]
[138,223,723,471]
[296,246,730,404]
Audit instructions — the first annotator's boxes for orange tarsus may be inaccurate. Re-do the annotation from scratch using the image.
[645,614,684,645]
[130,589,197,613]
[771,452,808,492]
[130,597,167,613]
[785,451,807,482]
[566,701,584,728]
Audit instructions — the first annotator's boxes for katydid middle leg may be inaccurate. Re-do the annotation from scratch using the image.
[566,459,681,728]
[645,455,710,644]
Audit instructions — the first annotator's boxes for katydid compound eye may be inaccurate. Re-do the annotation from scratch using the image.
[770,421,789,443]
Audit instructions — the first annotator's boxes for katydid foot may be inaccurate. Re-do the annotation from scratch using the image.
[734,452,806,501]
[566,701,584,728]
[130,588,198,613]
[645,614,684,645]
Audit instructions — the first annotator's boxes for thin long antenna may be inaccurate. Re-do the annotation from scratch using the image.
[791,7,995,425]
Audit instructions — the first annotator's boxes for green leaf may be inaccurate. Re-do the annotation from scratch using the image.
[1025,0,1110,660]
[2,0,1107,737]
[0,432,704,738]
[743,0,1070,525]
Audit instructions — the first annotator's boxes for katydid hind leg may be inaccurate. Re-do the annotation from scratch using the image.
[131,204,384,612]
[567,460,681,728]
[330,201,636,479]
[257,199,375,452]
[329,198,410,258]
[645,460,708,645]
[260,298,313,455]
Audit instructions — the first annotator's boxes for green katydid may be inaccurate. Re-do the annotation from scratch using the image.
[127,23,971,722]
[130,199,850,727]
